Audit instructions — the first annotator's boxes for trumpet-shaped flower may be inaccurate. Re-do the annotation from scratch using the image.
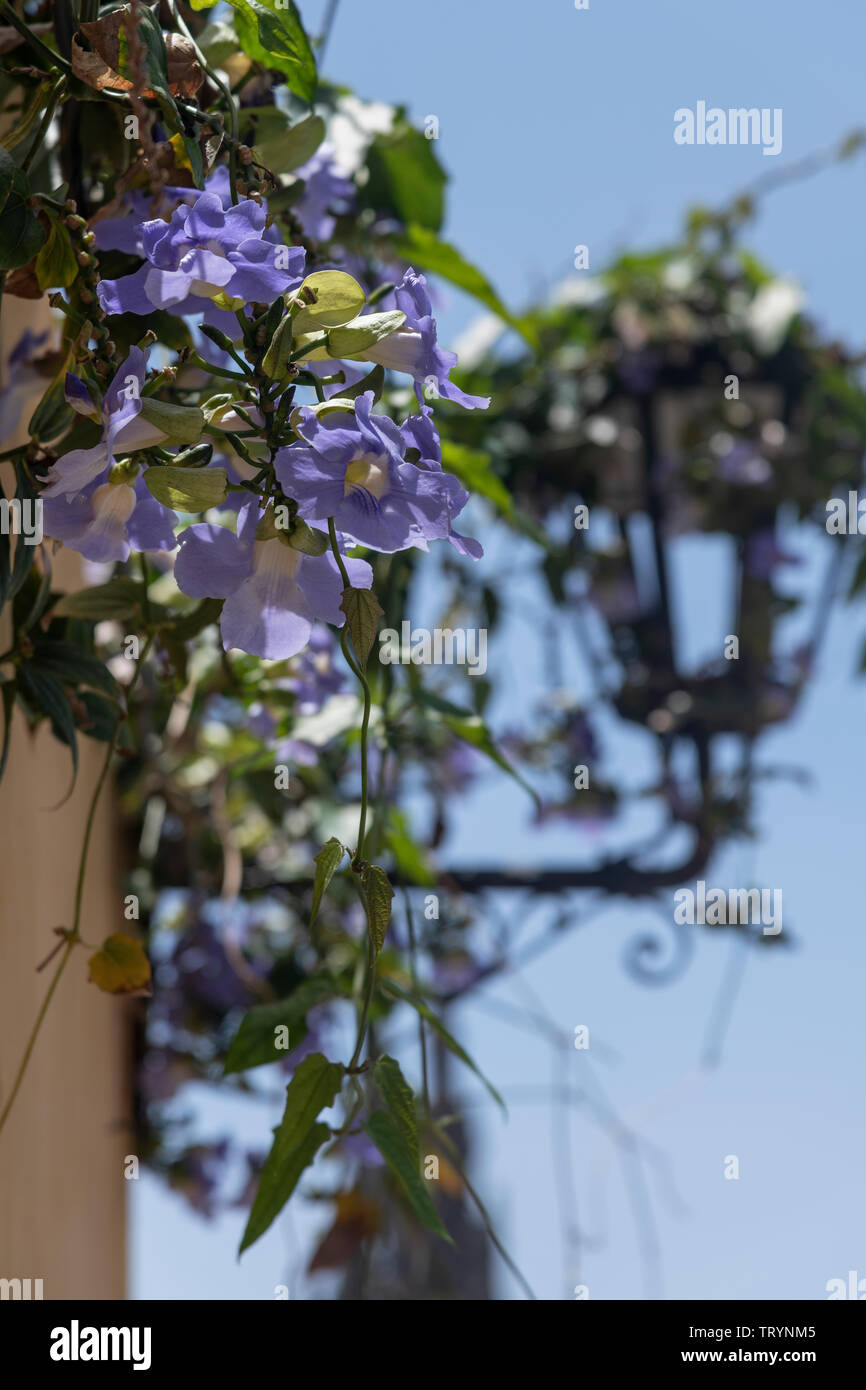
[174,501,373,660]
[274,392,481,556]
[362,269,490,410]
[42,349,169,499]
[97,192,305,318]
[42,473,177,563]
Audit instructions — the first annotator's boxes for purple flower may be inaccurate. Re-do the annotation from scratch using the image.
[274,392,481,556]
[97,192,305,318]
[362,268,490,410]
[0,329,50,438]
[174,500,374,659]
[42,473,177,563]
[274,736,319,766]
[402,402,441,465]
[717,441,772,487]
[281,624,344,712]
[93,167,238,256]
[41,348,154,498]
[294,143,354,242]
[41,349,178,560]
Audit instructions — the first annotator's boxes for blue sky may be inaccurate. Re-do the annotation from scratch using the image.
[133,0,866,1299]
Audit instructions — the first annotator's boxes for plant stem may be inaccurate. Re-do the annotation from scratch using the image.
[318,0,342,64]
[0,938,76,1139]
[403,886,430,1115]
[170,0,240,203]
[20,74,64,173]
[327,518,371,860]
[0,3,71,74]
[0,635,153,1144]
[347,924,376,1071]
[327,517,377,1068]
[432,1119,537,1301]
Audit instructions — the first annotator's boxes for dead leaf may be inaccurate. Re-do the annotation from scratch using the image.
[308,1190,382,1271]
[6,262,43,299]
[72,12,202,99]
[88,932,152,996]
[165,34,203,99]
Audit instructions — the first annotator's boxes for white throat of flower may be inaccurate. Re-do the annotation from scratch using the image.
[91,481,136,532]
[344,452,389,500]
[253,538,304,583]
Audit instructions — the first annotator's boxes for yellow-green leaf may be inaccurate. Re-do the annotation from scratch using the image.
[294,270,366,330]
[310,837,346,928]
[143,466,227,512]
[88,933,151,996]
[362,864,393,956]
[340,585,383,668]
[327,311,406,360]
[35,215,78,291]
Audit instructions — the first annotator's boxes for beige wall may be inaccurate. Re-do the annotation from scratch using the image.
[0,299,127,1299]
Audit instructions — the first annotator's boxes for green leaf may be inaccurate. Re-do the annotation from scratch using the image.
[443,711,539,807]
[391,223,535,346]
[294,271,366,330]
[340,585,383,668]
[35,212,78,291]
[29,373,74,443]
[251,109,325,174]
[384,809,436,887]
[285,518,328,556]
[2,80,53,154]
[239,1053,344,1253]
[77,689,122,742]
[440,441,515,519]
[163,596,223,642]
[197,20,240,68]
[362,864,393,956]
[18,666,78,780]
[363,126,446,233]
[0,144,46,271]
[143,466,228,512]
[137,398,204,445]
[373,1055,418,1166]
[413,686,540,808]
[224,975,339,1073]
[262,311,294,379]
[31,641,120,697]
[327,310,405,360]
[364,1110,450,1240]
[339,363,385,404]
[383,977,506,1113]
[54,578,143,621]
[210,0,317,103]
[7,461,38,600]
[309,837,346,929]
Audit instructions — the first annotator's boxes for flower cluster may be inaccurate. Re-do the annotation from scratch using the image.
[39,172,488,663]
